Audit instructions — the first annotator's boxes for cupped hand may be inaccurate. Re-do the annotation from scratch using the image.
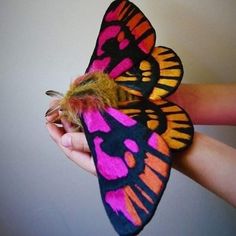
[45,83,236,207]
[46,100,96,175]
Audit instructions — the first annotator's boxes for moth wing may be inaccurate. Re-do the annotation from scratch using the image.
[116,46,184,99]
[118,98,194,152]
[86,0,156,79]
[80,107,171,235]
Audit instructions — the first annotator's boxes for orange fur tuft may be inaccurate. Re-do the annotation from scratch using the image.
[59,72,118,126]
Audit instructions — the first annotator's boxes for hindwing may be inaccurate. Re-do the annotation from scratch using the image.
[118,98,194,151]
[81,108,171,235]
[116,46,184,99]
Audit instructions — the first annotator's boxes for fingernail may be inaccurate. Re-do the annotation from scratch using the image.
[61,134,72,147]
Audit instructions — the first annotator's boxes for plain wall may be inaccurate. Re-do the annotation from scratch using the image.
[0,0,236,235]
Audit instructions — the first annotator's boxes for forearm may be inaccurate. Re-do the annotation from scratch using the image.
[173,132,236,207]
[168,84,236,125]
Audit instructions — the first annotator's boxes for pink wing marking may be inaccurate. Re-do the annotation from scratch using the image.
[89,57,111,73]
[105,186,149,226]
[105,189,135,224]
[97,25,121,56]
[94,137,128,180]
[119,39,130,50]
[106,107,137,127]
[124,139,139,153]
[109,58,133,78]
[105,1,126,22]
[83,110,111,133]
[148,133,170,156]
[148,133,159,149]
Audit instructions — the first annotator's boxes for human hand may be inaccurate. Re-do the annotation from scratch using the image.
[45,84,236,206]
[46,101,96,175]
[46,83,236,175]
[46,120,236,207]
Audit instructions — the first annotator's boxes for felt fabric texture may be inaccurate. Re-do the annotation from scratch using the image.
[116,46,184,100]
[81,108,171,236]
[86,0,156,79]
[118,99,194,151]
[56,0,194,235]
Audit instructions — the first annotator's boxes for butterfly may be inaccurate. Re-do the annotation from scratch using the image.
[46,0,194,235]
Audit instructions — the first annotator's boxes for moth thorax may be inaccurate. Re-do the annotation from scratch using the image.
[60,72,118,122]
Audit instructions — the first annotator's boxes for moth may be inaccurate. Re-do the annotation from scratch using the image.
[46,1,194,235]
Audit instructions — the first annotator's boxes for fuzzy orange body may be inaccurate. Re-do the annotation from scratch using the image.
[60,72,118,125]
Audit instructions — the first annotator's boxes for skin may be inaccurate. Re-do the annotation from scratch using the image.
[46,83,236,207]
[168,84,236,125]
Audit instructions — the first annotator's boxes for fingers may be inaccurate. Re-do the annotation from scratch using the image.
[46,99,60,123]
[61,117,76,133]
[62,148,96,175]
[46,122,65,144]
[46,122,96,176]
[61,133,90,153]
[46,110,59,123]
[46,99,96,175]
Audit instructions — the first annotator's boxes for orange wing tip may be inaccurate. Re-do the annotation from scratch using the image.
[108,0,155,55]
[125,186,149,214]
[135,185,154,204]
[162,130,192,150]
[146,46,184,99]
[139,166,163,195]
[145,152,169,178]
[138,33,155,54]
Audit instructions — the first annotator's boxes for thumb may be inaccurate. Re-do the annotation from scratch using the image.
[61,132,90,153]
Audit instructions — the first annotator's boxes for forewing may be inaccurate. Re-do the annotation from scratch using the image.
[116,46,184,99]
[80,107,171,235]
[118,98,194,152]
[86,0,156,79]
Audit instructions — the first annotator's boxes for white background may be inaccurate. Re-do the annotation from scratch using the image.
[0,0,236,235]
